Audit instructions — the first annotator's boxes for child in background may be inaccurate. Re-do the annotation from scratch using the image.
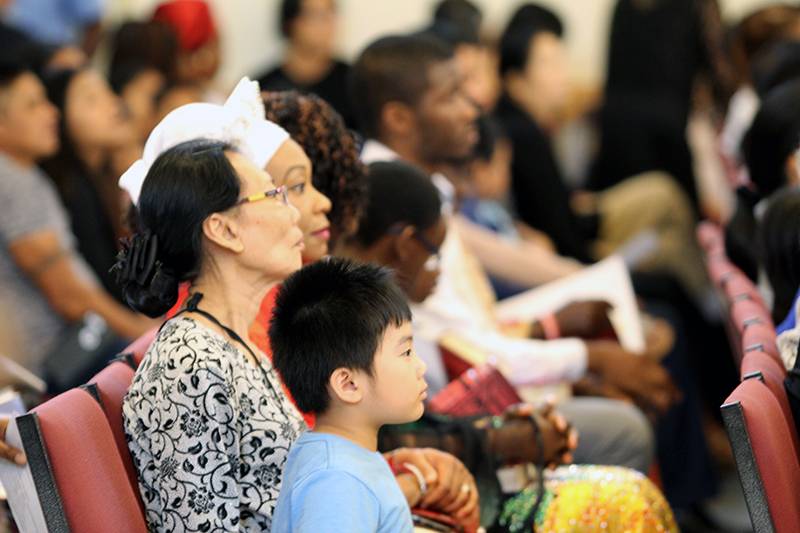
[269,258,428,533]
[461,116,558,299]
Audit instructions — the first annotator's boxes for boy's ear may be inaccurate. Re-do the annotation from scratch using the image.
[328,367,365,405]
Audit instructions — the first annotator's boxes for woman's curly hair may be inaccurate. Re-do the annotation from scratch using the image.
[262,91,367,246]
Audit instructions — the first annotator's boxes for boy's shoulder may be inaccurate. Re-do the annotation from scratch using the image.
[284,432,400,496]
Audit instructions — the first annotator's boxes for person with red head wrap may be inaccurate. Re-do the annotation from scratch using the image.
[151,0,221,87]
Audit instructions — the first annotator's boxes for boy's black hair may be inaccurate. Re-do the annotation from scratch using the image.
[499,3,564,76]
[350,34,454,139]
[0,59,31,92]
[270,257,412,414]
[354,161,442,248]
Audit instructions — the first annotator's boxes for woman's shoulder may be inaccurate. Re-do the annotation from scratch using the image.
[143,316,244,375]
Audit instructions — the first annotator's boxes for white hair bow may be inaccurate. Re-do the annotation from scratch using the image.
[119,77,289,205]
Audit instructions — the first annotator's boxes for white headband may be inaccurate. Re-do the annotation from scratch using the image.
[119,77,290,205]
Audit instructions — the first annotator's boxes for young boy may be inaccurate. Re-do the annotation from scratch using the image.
[269,257,427,532]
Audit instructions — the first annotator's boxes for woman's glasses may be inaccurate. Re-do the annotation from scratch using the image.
[388,224,442,272]
[236,185,289,206]
[413,232,442,272]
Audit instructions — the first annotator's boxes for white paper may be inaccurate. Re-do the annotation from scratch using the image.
[495,256,646,353]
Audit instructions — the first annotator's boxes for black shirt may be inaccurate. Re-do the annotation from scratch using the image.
[494,94,597,263]
[256,60,356,129]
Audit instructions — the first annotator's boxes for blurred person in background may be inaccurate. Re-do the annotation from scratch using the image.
[0,60,154,381]
[590,0,735,210]
[257,0,356,128]
[422,0,500,113]
[151,0,221,100]
[41,67,138,302]
[2,0,103,54]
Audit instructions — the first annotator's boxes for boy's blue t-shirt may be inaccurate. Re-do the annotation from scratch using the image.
[271,431,413,533]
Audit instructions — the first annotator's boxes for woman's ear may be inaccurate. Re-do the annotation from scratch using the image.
[328,367,364,405]
[202,212,245,253]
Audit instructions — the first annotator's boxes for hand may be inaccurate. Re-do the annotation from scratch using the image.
[389,448,480,530]
[0,418,25,465]
[554,301,613,339]
[572,374,636,404]
[495,402,578,467]
[385,447,438,508]
[587,340,681,414]
[642,315,675,361]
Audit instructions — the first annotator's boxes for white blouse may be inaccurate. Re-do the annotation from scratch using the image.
[123,317,305,532]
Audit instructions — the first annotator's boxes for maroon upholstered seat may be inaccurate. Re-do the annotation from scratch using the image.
[731,299,774,334]
[19,388,148,532]
[722,378,800,532]
[741,322,780,365]
[696,221,724,254]
[122,327,158,368]
[85,361,143,513]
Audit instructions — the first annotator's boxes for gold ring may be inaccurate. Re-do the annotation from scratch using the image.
[461,483,471,494]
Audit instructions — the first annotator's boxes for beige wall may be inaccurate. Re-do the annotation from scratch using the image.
[106,0,783,89]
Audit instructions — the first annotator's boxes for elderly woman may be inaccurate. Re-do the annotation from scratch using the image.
[120,139,306,531]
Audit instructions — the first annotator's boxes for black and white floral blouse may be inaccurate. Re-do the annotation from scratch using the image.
[123,317,306,532]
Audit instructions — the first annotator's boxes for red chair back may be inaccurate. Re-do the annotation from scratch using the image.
[723,275,767,310]
[85,361,143,512]
[741,322,780,364]
[722,378,800,532]
[696,221,724,254]
[731,299,774,334]
[123,328,158,368]
[740,350,798,459]
[18,388,148,533]
[708,256,736,288]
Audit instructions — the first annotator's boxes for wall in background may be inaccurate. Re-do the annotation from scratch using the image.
[106,0,783,89]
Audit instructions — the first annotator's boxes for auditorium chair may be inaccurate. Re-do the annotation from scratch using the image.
[722,378,800,532]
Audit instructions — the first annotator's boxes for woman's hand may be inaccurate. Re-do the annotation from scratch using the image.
[386,447,480,530]
[0,418,26,465]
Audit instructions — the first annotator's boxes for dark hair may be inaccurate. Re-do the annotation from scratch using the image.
[751,40,800,98]
[0,59,31,91]
[118,139,240,317]
[426,0,483,47]
[354,161,442,248]
[108,20,179,91]
[499,3,564,77]
[743,78,800,197]
[270,257,411,414]
[760,188,800,322]
[40,68,124,225]
[279,0,336,38]
[350,34,454,138]
[473,115,508,162]
[262,91,367,246]
[434,0,482,32]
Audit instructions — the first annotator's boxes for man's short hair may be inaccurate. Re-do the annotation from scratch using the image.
[350,34,454,139]
[270,257,412,414]
[499,3,563,77]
